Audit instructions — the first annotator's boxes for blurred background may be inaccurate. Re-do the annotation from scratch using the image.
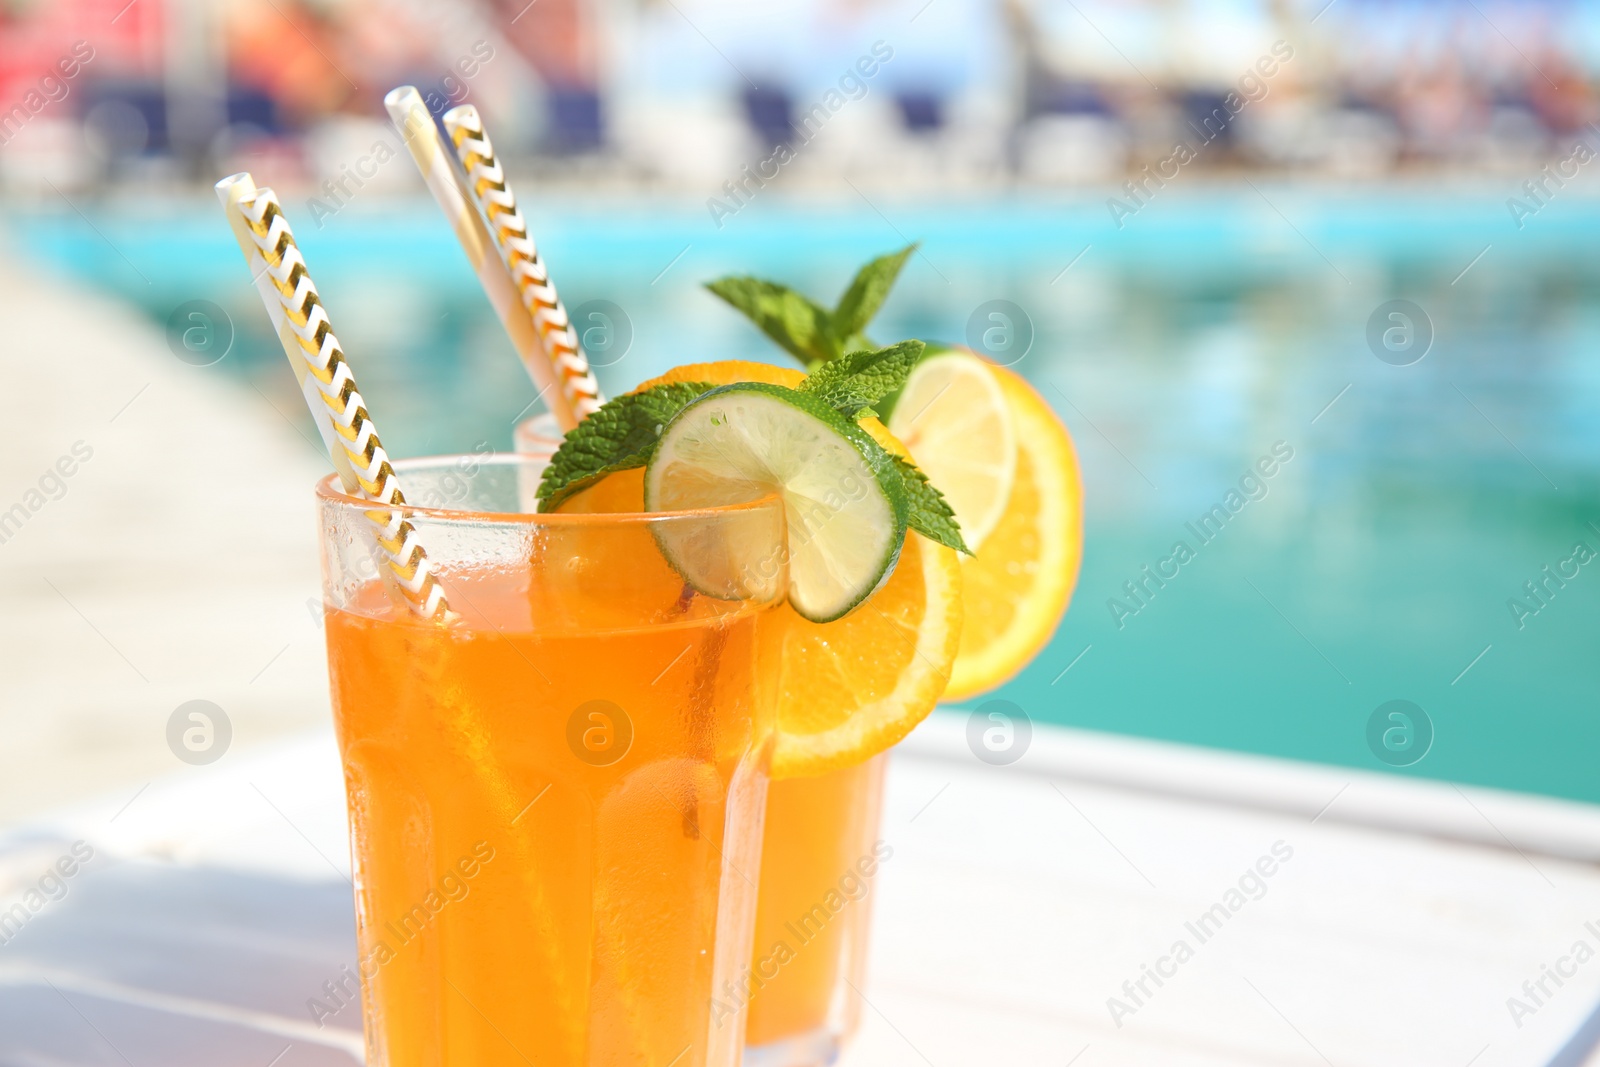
[7,2,1600,1065]
[2,0,1599,815]
[7,0,1600,189]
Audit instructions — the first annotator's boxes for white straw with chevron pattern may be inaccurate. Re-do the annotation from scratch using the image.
[381,87,565,422]
[441,104,603,429]
[215,171,451,621]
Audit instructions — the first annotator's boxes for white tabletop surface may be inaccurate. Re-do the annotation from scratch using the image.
[3,711,1599,1067]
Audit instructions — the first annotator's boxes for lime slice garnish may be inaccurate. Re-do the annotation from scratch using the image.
[645,382,909,623]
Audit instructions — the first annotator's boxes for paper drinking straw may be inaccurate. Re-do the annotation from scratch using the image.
[212,187,590,1053]
[382,87,568,425]
[441,104,604,428]
[214,172,450,621]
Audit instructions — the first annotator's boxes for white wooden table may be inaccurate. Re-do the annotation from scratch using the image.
[3,712,1598,1067]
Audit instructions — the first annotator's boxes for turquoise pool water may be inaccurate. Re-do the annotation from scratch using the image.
[15,188,1600,804]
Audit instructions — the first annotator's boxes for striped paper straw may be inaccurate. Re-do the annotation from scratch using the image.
[214,172,450,621]
[441,104,604,427]
[382,87,567,426]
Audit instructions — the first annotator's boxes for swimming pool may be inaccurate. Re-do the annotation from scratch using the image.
[16,186,1600,804]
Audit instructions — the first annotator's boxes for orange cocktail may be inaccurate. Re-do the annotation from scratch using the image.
[518,393,946,1067]
[318,455,787,1067]
[517,413,892,1061]
[744,756,888,1061]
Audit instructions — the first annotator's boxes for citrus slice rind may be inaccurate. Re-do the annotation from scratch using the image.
[942,365,1083,700]
[770,529,960,776]
[644,382,909,624]
[887,348,1018,552]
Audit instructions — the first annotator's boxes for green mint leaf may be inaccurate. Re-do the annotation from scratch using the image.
[871,336,953,423]
[890,453,970,555]
[798,340,925,420]
[537,382,713,511]
[830,244,915,341]
[704,277,838,366]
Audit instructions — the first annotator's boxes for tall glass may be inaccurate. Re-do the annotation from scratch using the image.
[743,755,889,1066]
[318,454,787,1067]
[515,415,892,1066]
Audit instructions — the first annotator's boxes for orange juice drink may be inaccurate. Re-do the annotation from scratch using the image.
[515,414,889,1062]
[318,455,787,1067]
[744,755,888,1062]
[516,390,949,1067]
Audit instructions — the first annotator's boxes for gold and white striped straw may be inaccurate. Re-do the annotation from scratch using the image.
[382,87,569,427]
[441,103,604,428]
[214,172,450,621]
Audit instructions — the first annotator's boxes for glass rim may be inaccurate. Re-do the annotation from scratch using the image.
[314,453,784,526]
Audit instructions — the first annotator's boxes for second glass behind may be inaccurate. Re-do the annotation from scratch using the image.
[518,414,891,1066]
[319,453,787,1067]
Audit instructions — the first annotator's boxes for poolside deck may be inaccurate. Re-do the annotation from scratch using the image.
[0,235,333,825]
[2,713,1598,1067]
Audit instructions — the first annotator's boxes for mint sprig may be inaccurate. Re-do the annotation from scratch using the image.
[702,277,838,366]
[536,381,712,511]
[535,344,970,554]
[890,454,967,555]
[798,340,925,421]
[831,244,915,344]
[705,243,917,370]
